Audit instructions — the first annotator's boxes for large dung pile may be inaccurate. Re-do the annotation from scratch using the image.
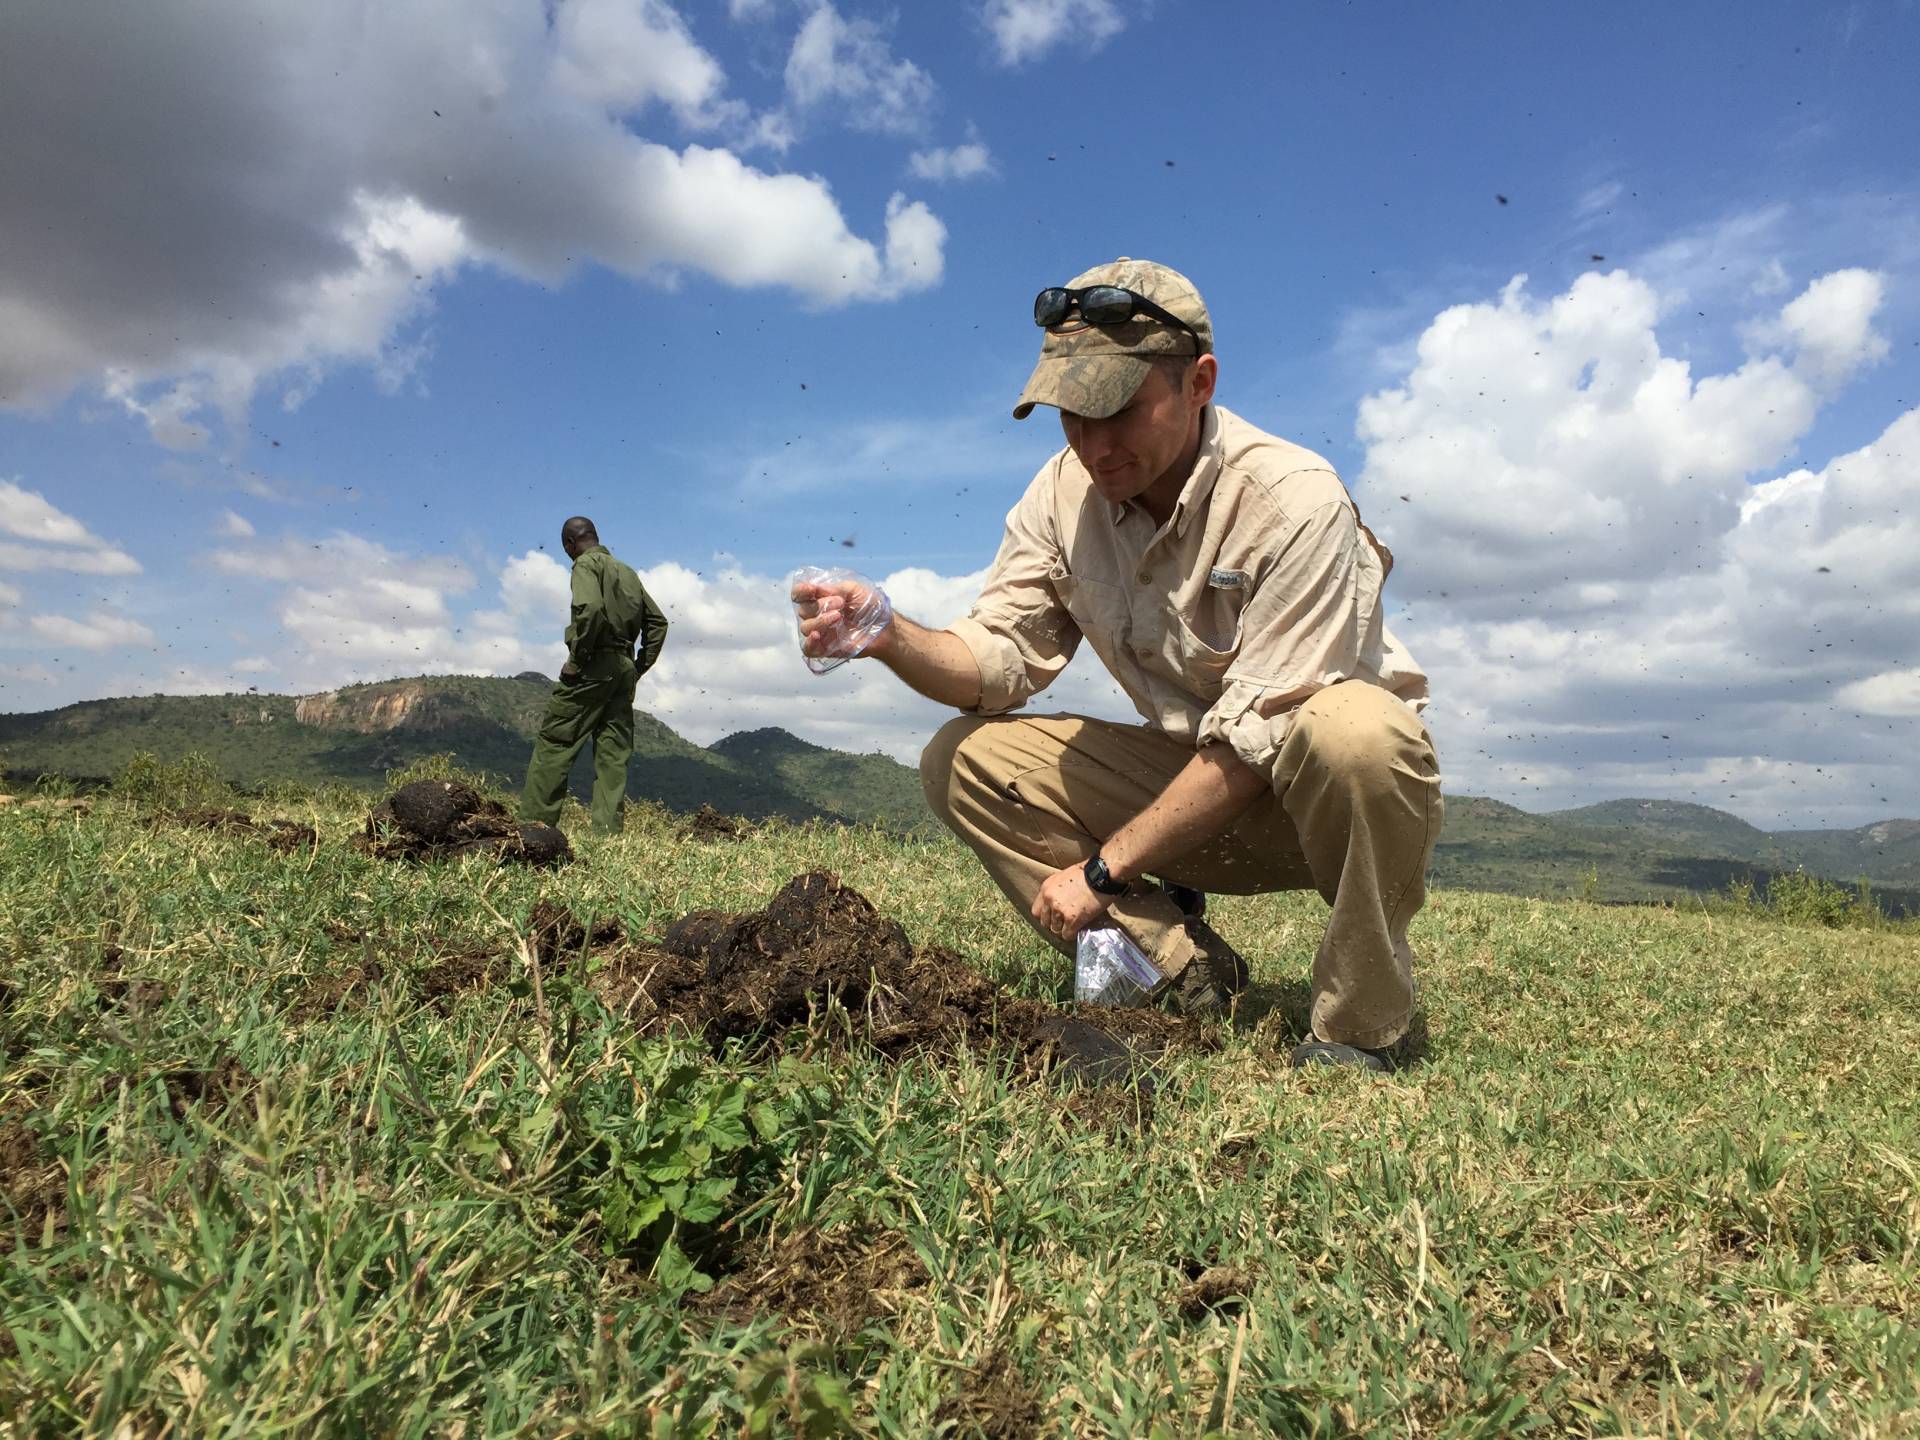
[580,871,1215,1087]
[359,779,570,867]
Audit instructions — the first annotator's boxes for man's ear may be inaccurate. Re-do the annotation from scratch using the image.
[1190,354,1219,408]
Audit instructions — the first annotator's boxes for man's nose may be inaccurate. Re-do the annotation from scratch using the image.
[1075,416,1118,459]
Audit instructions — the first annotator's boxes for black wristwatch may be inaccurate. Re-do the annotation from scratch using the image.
[1083,853,1129,896]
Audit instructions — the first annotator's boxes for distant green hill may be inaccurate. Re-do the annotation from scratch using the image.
[0,675,932,833]
[1436,791,1920,915]
[1540,797,1920,891]
[708,728,932,835]
[2,675,1914,910]
[1547,798,1772,857]
[1769,819,1920,889]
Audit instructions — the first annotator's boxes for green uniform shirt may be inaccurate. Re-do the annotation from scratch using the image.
[565,546,669,673]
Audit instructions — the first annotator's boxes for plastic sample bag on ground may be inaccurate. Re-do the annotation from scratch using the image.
[787,566,893,674]
[1074,925,1165,1006]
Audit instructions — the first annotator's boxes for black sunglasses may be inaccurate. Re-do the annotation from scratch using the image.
[1033,285,1203,354]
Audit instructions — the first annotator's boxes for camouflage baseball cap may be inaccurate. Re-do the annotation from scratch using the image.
[1013,257,1212,420]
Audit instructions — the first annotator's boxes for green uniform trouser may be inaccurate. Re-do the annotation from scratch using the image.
[520,650,637,834]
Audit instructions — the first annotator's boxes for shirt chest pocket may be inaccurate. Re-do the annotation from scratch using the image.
[1050,569,1129,646]
[1167,580,1250,699]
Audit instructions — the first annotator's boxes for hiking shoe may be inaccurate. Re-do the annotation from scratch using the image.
[1288,1036,1407,1073]
[1162,881,1207,919]
[1154,919,1248,1020]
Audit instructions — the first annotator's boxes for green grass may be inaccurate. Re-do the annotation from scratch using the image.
[1,781,1916,1438]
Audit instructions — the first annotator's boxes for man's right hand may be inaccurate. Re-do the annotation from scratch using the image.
[787,574,982,708]
[790,575,892,663]
[560,660,581,683]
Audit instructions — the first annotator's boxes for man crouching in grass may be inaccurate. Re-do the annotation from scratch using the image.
[793,259,1440,1071]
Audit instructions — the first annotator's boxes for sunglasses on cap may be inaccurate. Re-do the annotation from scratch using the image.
[1033,285,1203,354]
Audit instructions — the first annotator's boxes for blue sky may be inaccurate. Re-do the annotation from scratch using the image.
[2,0,1917,826]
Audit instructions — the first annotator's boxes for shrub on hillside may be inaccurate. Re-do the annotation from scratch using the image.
[113,751,231,810]
[1763,868,1883,928]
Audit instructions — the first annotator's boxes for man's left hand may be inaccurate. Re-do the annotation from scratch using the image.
[560,661,581,682]
[1032,861,1114,941]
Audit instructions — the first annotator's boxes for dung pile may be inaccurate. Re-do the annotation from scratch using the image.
[681,804,749,841]
[358,779,570,867]
[693,1225,929,1336]
[165,808,318,853]
[583,871,1216,1087]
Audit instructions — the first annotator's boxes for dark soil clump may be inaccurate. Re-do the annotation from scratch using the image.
[162,809,317,854]
[95,947,168,1013]
[168,806,259,833]
[932,1346,1046,1439]
[161,1055,253,1120]
[1059,1082,1155,1134]
[289,949,386,1022]
[584,872,1219,1087]
[265,820,318,853]
[359,780,570,867]
[416,947,507,1009]
[529,899,623,967]
[1174,1263,1252,1320]
[694,1226,928,1335]
[0,1108,66,1254]
[683,804,749,841]
[514,822,571,867]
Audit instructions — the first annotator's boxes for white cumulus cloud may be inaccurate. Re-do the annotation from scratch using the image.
[782,3,938,137]
[25,613,158,652]
[981,0,1126,65]
[1838,667,1920,718]
[1355,265,1913,825]
[0,0,947,446]
[1357,267,1886,611]
[1772,267,1890,387]
[0,482,142,575]
[551,0,736,125]
[908,141,996,182]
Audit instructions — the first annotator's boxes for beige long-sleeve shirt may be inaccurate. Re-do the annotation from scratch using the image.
[949,405,1428,785]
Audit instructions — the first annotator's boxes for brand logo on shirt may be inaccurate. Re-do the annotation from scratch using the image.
[1208,567,1248,590]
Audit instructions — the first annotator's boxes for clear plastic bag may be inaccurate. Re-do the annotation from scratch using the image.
[1074,925,1165,1006]
[787,566,895,675]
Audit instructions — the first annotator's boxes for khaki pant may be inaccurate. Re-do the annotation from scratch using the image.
[919,680,1441,1049]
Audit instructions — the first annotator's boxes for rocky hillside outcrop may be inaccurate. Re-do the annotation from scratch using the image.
[295,682,453,733]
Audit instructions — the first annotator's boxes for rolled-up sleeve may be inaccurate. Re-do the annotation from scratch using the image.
[1197,499,1374,782]
[949,466,1080,714]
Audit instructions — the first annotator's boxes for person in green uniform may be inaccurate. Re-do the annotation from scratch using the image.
[520,516,669,835]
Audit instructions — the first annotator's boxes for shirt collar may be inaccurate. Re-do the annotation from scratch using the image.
[1170,405,1223,537]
